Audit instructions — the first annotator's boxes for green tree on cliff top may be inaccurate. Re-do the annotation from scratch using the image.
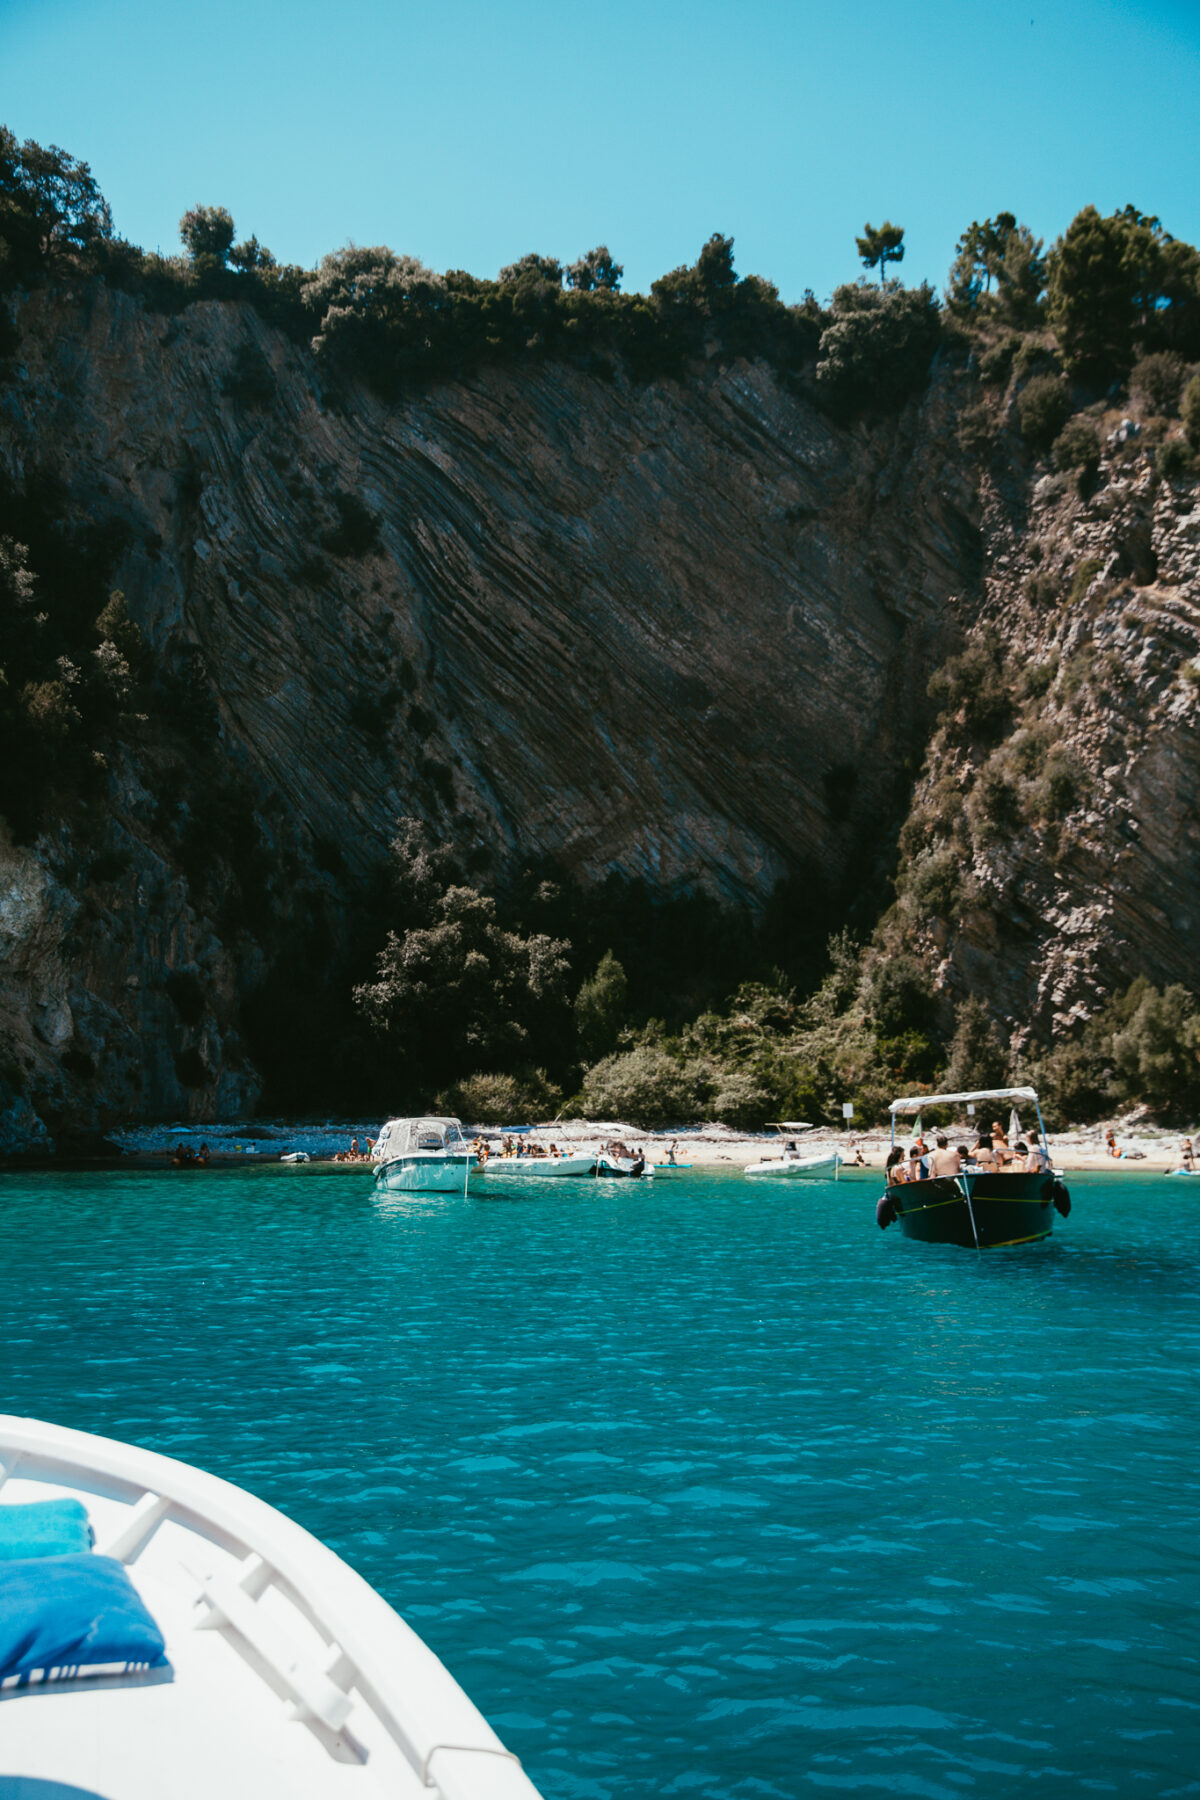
[855,221,905,286]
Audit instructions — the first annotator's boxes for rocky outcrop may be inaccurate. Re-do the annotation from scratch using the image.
[890,435,1200,1055]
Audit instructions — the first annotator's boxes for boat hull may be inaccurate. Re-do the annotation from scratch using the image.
[374,1154,474,1194]
[886,1172,1061,1248]
[477,1155,597,1178]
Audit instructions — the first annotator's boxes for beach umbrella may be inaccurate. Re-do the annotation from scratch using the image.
[1009,1106,1022,1143]
[913,1112,923,1140]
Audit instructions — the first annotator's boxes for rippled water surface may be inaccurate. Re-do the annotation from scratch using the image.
[2,1164,1198,1797]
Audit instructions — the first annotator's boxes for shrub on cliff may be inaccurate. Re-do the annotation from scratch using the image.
[927,633,1012,743]
[1052,417,1101,473]
[0,127,112,280]
[1018,374,1072,449]
[1047,205,1200,381]
[1131,351,1185,417]
[815,279,941,412]
[945,997,1009,1092]
[1183,375,1200,449]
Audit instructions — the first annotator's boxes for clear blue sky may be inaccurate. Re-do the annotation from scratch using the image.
[4,0,1199,303]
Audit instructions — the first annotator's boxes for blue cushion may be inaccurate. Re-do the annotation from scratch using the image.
[0,1498,93,1561]
[0,1553,167,1685]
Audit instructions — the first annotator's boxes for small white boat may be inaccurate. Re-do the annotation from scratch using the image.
[744,1148,841,1178]
[0,1413,542,1800]
[372,1117,475,1195]
[476,1153,597,1178]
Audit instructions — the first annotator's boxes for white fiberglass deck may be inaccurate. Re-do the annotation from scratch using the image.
[0,1416,543,1800]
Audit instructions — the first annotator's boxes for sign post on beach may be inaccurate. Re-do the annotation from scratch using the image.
[842,1103,854,1119]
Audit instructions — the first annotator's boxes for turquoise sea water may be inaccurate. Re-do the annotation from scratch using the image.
[1,1164,1197,1798]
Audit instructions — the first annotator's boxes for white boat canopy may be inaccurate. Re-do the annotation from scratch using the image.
[378,1116,467,1156]
[888,1086,1040,1114]
[769,1121,813,1130]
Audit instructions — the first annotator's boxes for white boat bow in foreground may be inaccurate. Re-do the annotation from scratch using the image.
[0,1414,543,1800]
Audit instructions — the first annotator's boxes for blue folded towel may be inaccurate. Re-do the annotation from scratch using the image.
[0,1553,168,1685]
[0,1498,93,1561]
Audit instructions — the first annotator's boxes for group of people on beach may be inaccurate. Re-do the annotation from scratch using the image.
[172,1141,210,1166]
[334,1137,375,1162]
[473,1137,566,1162]
[885,1121,1049,1185]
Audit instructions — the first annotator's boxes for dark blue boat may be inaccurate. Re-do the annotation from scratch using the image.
[878,1086,1071,1250]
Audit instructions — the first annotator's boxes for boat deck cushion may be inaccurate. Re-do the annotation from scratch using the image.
[0,1552,168,1685]
[0,1497,93,1560]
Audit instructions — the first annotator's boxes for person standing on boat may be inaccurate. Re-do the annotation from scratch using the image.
[929,1136,960,1177]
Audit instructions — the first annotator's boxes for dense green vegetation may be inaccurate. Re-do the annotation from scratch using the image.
[3,123,1200,1129]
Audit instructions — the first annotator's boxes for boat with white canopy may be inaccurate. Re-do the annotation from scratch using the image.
[0,1413,543,1800]
[877,1085,1071,1249]
[372,1117,475,1195]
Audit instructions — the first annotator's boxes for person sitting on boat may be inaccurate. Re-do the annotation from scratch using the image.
[972,1134,999,1171]
[885,1146,906,1184]
[1024,1137,1050,1173]
[907,1145,928,1181]
[631,1149,645,1176]
[929,1135,961,1177]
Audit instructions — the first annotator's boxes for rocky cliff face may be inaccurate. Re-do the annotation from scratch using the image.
[0,279,1196,1148]
[891,430,1200,1058]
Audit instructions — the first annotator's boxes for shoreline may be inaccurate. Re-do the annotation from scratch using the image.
[4,1114,1194,1175]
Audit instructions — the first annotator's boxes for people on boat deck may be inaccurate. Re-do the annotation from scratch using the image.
[1025,1138,1049,1172]
[885,1147,906,1183]
[929,1136,961,1177]
[972,1135,999,1170]
[907,1145,928,1181]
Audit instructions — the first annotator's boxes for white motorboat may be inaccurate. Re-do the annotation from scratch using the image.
[0,1413,542,1800]
[743,1148,841,1178]
[476,1152,597,1178]
[595,1141,655,1178]
[372,1117,475,1195]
